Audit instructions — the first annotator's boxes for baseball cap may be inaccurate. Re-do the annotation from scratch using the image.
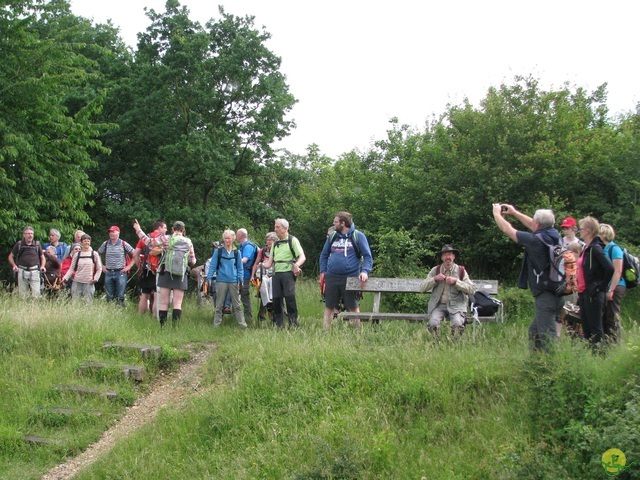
[107,225,121,233]
[560,217,577,228]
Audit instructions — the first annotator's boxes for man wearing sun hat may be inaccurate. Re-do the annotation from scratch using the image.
[420,244,476,336]
[98,225,135,306]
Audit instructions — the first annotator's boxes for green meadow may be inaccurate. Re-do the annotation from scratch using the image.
[0,281,639,479]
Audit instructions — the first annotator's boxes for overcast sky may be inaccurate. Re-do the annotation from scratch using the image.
[70,0,639,158]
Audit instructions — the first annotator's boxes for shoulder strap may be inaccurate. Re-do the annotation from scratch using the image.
[73,251,97,273]
[288,236,296,259]
[351,230,361,258]
[15,240,23,261]
[328,231,361,258]
[16,240,42,261]
[216,247,239,271]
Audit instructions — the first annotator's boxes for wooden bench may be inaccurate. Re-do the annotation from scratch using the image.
[337,277,502,326]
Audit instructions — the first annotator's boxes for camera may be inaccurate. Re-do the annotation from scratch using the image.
[501,205,508,213]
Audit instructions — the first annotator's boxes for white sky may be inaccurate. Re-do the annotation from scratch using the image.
[70,0,639,158]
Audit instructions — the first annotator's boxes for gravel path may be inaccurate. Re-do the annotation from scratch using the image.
[42,343,216,480]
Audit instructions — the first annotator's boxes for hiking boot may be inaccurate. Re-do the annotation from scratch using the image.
[172,309,182,328]
[159,310,168,328]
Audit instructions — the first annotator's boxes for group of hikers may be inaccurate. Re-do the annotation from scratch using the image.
[493,204,634,352]
[6,211,375,331]
[7,205,633,348]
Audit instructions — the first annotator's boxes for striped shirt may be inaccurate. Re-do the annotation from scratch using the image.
[98,239,134,269]
[62,249,102,284]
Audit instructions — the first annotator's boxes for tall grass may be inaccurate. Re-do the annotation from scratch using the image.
[1,282,639,479]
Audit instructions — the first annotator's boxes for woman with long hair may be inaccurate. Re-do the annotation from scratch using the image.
[576,216,613,349]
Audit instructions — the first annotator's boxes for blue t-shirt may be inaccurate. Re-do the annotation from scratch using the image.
[239,240,257,280]
[604,241,626,287]
[44,242,68,261]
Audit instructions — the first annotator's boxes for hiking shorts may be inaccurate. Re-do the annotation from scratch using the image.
[324,275,359,310]
[139,269,157,294]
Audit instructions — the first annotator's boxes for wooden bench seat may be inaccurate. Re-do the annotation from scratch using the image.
[337,277,502,327]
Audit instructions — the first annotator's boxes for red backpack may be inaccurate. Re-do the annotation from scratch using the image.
[143,232,163,273]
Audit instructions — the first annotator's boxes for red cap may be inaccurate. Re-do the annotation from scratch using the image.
[107,225,121,233]
[561,217,577,228]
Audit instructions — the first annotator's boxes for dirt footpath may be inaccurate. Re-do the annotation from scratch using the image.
[42,343,216,480]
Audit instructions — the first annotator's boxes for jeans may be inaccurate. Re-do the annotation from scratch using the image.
[104,270,127,305]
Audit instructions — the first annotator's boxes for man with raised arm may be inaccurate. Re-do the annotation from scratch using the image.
[493,203,564,351]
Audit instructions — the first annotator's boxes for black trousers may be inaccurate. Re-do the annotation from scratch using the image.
[272,271,298,328]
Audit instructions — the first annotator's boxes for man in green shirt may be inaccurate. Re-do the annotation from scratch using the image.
[259,218,306,328]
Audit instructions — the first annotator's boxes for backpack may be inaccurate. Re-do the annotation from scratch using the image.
[533,234,573,296]
[240,241,258,270]
[99,239,133,268]
[328,230,362,259]
[604,243,638,289]
[621,248,639,289]
[15,240,42,262]
[216,246,239,272]
[143,233,163,273]
[470,291,501,317]
[72,250,99,277]
[162,235,192,277]
[273,235,298,263]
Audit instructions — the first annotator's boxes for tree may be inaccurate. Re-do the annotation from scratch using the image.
[89,1,297,253]
[0,0,109,254]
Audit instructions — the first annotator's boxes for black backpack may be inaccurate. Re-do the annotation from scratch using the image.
[470,291,501,316]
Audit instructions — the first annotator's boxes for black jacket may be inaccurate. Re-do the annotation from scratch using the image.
[581,237,614,297]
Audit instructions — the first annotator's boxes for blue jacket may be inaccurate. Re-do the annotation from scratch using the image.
[319,223,373,278]
[207,247,243,284]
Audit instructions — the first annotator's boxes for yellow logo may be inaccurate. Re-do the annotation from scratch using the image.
[602,448,635,477]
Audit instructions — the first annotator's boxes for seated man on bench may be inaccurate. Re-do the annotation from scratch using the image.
[420,244,476,336]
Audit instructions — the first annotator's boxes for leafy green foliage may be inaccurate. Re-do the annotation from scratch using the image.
[87,2,296,252]
[0,0,110,248]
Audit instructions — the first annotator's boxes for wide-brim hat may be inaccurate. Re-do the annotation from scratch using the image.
[439,244,459,256]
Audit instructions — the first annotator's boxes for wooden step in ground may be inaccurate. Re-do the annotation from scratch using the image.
[54,384,118,401]
[23,435,62,446]
[78,361,146,382]
[102,342,162,360]
[48,407,103,417]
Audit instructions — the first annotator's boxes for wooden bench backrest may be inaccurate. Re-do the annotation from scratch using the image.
[470,280,498,295]
[345,277,423,293]
[345,277,499,295]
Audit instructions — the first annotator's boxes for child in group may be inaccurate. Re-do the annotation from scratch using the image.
[560,241,584,338]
